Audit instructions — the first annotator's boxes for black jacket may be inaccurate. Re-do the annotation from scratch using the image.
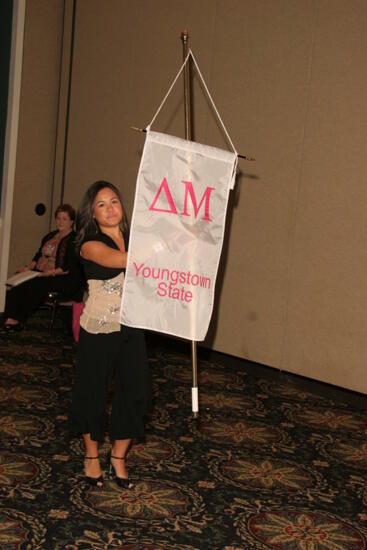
[32,230,85,301]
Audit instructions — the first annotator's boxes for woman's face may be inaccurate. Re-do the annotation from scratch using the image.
[93,187,123,228]
[56,211,73,233]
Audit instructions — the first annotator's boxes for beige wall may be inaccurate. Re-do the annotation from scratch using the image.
[9,0,64,273]
[9,0,367,393]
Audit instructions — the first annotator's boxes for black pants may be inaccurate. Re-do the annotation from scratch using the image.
[4,275,76,323]
[69,326,151,441]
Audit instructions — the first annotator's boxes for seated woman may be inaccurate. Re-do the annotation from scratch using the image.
[0,204,84,333]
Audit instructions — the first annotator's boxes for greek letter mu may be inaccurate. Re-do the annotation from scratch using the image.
[149,178,215,222]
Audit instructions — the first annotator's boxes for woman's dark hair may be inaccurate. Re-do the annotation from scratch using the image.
[55,203,76,222]
[75,181,129,249]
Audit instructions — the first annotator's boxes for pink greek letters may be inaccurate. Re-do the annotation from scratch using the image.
[148,177,177,214]
[149,178,215,221]
[181,180,215,221]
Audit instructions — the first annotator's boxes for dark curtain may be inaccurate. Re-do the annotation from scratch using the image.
[0,0,14,206]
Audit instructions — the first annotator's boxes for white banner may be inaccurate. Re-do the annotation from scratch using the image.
[120,130,237,341]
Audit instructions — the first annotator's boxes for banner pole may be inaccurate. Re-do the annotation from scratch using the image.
[181,29,199,419]
[181,29,192,141]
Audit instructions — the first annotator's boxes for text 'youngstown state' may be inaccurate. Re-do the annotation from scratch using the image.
[133,261,211,303]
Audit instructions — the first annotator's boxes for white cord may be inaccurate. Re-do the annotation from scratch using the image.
[189,50,237,155]
[148,50,191,130]
[147,49,238,156]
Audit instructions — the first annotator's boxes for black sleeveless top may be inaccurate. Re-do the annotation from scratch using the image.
[81,231,127,280]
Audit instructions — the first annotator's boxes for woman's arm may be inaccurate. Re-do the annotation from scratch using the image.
[38,267,67,277]
[17,260,37,272]
[81,241,127,268]
[17,231,55,272]
[56,232,75,273]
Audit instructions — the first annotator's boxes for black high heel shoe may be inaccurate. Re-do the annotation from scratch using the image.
[84,456,103,487]
[109,453,133,489]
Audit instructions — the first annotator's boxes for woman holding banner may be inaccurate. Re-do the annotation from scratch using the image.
[70,181,151,488]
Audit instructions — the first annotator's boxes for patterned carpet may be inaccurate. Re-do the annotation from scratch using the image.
[1,310,367,549]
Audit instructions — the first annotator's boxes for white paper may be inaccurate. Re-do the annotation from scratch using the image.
[6,270,40,287]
